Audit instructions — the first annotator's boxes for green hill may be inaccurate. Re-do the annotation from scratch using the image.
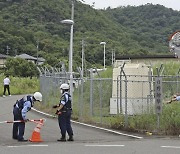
[0,1,179,68]
[105,4,180,55]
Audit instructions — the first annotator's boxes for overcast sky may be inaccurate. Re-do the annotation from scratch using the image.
[81,0,180,11]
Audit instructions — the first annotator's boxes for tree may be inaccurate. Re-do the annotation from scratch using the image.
[5,58,39,77]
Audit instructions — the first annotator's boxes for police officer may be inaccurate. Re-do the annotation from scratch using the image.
[53,83,74,141]
[13,92,42,142]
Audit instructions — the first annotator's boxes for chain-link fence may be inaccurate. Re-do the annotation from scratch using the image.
[38,67,112,125]
[114,74,180,128]
[38,66,180,133]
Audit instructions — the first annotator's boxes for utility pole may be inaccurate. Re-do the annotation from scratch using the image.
[14,49,17,56]
[112,49,115,65]
[81,39,85,78]
[6,45,10,55]
[36,40,39,65]
[112,49,114,65]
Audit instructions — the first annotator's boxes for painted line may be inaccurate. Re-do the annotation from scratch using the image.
[32,108,143,139]
[161,146,180,149]
[8,144,48,148]
[71,120,143,139]
[85,144,125,147]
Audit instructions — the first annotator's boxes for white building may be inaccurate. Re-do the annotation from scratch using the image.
[110,60,154,115]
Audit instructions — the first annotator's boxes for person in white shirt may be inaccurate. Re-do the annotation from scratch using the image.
[3,75,11,97]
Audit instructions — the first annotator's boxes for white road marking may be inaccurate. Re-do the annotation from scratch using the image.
[8,144,48,148]
[72,120,143,139]
[161,146,180,149]
[32,107,143,139]
[85,144,125,147]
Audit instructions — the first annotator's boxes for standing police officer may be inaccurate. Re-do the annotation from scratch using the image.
[13,92,42,142]
[53,83,74,141]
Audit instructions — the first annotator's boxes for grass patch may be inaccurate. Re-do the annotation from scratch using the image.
[0,75,39,96]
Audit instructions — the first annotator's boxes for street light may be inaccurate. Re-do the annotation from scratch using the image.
[100,42,106,70]
[61,19,74,103]
[61,1,75,104]
[61,19,74,25]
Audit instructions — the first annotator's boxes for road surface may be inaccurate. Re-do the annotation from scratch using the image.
[0,95,180,154]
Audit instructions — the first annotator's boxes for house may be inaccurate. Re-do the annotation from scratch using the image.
[0,53,10,68]
[0,53,45,68]
[15,53,45,65]
[15,54,37,64]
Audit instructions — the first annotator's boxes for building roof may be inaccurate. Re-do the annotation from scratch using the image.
[15,54,37,60]
[116,54,176,60]
[0,53,10,59]
[37,57,45,62]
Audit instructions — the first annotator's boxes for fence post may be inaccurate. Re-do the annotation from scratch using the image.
[123,71,128,128]
[155,66,163,131]
[77,79,81,117]
[80,72,84,118]
[77,67,83,118]
[119,62,125,114]
[90,68,93,116]
[176,68,180,93]
[116,76,119,115]
[99,78,102,123]
[119,63,128,128]
[148,65,153,113]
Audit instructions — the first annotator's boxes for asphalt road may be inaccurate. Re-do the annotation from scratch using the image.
[1,95,180,154]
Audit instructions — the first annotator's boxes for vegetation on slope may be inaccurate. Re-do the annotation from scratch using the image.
[1,1,179,69]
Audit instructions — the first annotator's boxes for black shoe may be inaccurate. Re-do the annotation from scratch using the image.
[18,139,28,142]
[57,138,66,142]
[12,137,18,140]
[67,138,74,141]
[67,136,74,141]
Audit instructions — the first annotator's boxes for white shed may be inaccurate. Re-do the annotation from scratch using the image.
[110,62,154,115]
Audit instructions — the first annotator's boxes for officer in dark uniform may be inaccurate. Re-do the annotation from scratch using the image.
[53,83,74,141]
[13,92,42,141]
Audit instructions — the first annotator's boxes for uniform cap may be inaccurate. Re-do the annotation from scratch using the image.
[60,83,69,90]
[33,92,42,101]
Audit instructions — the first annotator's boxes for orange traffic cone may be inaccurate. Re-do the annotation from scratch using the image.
[29,119,44,142]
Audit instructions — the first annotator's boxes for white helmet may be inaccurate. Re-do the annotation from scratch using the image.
[33,92,42,101]
[60,83,69,90]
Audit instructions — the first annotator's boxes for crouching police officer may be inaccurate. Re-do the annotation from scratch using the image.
[53,83,74,141]
[13,92,42,142]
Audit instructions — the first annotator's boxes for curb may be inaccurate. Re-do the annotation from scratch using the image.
[32,107,143,139]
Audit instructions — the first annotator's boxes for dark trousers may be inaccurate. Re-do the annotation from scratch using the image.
[58,110,73,138]
[13,107,25,140]
[3,85,10,95]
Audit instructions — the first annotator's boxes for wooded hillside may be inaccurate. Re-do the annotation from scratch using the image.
[0,0,179,68]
